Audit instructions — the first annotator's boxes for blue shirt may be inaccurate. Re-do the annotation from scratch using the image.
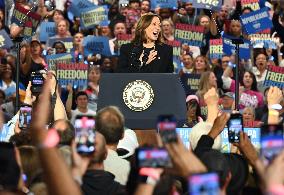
[0,114,18,142]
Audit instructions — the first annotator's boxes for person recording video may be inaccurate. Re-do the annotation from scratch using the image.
[116,13,174,73]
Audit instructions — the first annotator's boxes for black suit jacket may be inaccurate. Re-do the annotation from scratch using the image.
[116,43,174,73]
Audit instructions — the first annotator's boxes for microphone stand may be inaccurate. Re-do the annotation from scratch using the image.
[13,36,23,114]
[232,38,244,111]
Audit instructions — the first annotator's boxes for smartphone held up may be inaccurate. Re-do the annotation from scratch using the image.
[157,115,178,143]
[74,115,96,155]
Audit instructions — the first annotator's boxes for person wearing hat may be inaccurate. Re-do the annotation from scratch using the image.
[183,95,203,127]
[221,92,235,113]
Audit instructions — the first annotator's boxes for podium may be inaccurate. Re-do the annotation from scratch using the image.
[97,73,187,129]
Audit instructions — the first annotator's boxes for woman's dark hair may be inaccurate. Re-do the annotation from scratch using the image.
[132,13,163,46]
[52,41,66,49]
[241,7,253,14]
[187,100,202,120]
[241,71,258,91]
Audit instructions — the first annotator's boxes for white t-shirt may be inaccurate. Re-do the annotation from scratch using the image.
[70,108,96,125]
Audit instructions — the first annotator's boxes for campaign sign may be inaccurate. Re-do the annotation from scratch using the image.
[11,3,29,26]
[117,34,132,50]
[240,7,273,34]
[263,65,284,89]
[80,6,109,29]
[0,30,14,49]
[69,0,96,17]
[27,10,41,33]
[210,38,223,59]
[56,63,88,89]
[39,22,56,42]
[241,0,260,11]
[192,0,222,11]
[151,0,178,9]
[222,34,251,60]
[250,29,278,49]
[166,40,182,73]
[180,74,201,95]
[46,53,74,71]
[23,21,33,41]
[175,23,204,47]
[176,128,191,149]
[47,37,74,53]
[83,36,112,56]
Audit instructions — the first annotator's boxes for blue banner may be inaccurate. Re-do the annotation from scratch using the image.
[176,127,260,152]
[180,74,201,95]
[80,5,109,29]
[69,0,96,17]
[39,22,56,42]
[223,34,251,60]
[83,36,112,56]
[0,30,13,49]
[192,0,221,11]
[46,53,74,71]
[176,128,190,149]
[240,7,273,34]
[151,0,178,9]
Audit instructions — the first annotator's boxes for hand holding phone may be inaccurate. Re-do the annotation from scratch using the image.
[31,71,44,94]
[136,147,172,168]
[189,173,220,195]
[261,124,284,163]
[157,115,177,143]
[227,113,243,143]
[19,104,32,130]
[74,115,96,155]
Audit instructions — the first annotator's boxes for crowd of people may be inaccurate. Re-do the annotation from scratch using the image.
[0,0,284,194]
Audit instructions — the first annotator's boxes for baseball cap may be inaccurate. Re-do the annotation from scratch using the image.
[186,95,199,104]
[117,129,139,159]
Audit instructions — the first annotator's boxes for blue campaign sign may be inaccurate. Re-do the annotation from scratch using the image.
[83,36,112,56]
[39,22,56,42]
[223,34,251,60]
[69,0,96,17]
[46,53,74,71]
[80,5,109,29]
[0,30,14,49]
[240,7,273,34]
[176,128,191,149]
[192,0,222,11]
[151,0,178,9]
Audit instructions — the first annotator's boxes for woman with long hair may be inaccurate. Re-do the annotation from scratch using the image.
[192,55,210,74]
[196,71,218,118]
[117,13,173,73]
[223,67,264,109]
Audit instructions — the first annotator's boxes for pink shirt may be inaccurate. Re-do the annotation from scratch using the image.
[230,80,264,109]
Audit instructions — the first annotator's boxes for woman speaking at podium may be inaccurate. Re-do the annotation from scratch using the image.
[116,13,174,73]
